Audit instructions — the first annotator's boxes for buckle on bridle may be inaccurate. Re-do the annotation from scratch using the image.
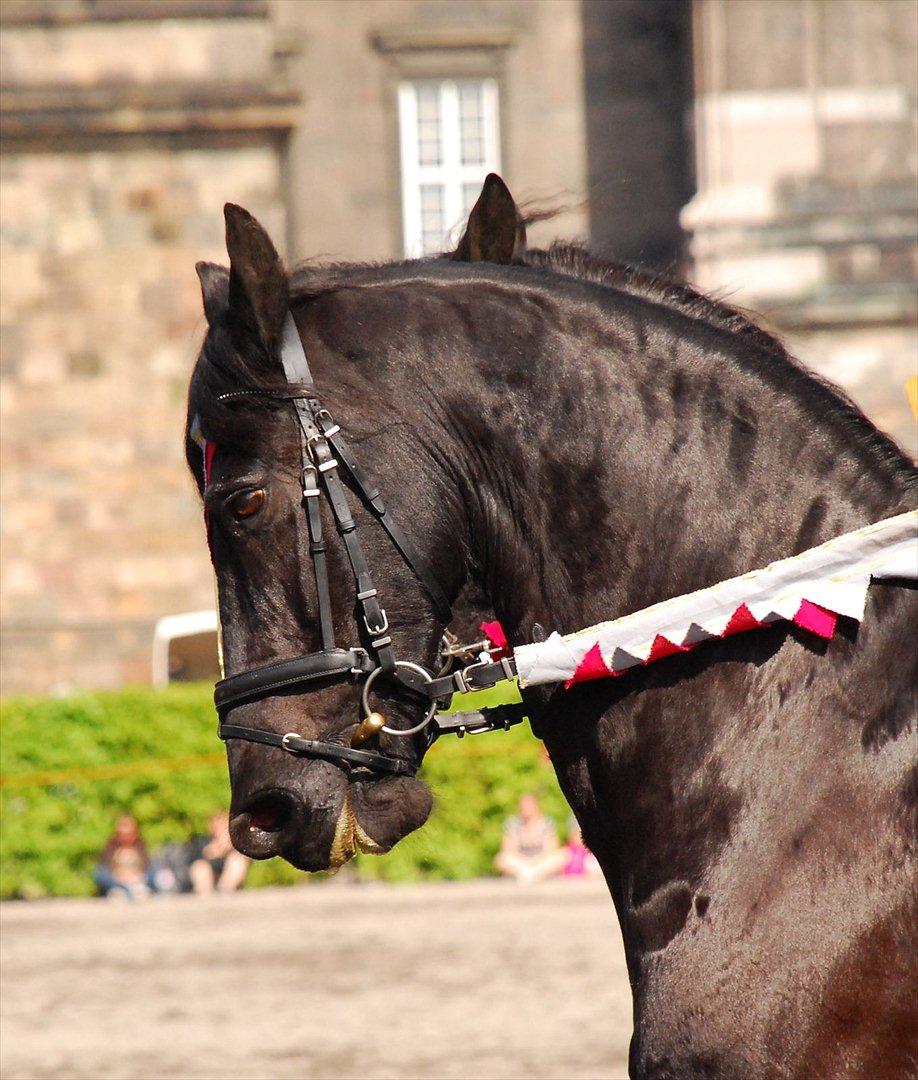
[452,658,490,694]
[301,464,320,498]
[281,732,301,754]
[349,647,370,675]
[363,608,389,636]
[452,655,514,694]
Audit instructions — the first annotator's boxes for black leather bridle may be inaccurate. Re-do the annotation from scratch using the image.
[210,313,521,777]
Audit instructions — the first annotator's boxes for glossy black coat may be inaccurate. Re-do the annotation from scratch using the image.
[187,179,917,1078]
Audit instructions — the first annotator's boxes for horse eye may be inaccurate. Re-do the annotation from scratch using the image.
[230,488,265,520]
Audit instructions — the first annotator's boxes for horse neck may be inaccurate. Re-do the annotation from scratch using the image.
[431,288,915,977]
[439,304,912,646]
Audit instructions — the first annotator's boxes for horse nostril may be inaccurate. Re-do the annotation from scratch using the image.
[230,791,301,859]
[248,795,288,832]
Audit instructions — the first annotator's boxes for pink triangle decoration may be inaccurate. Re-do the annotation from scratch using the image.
[646,634,691,663]
[513,512,916,692]
[793,599,837,639]
[722,602,762,636]
[565,642,612,688]
[563,600,842,690]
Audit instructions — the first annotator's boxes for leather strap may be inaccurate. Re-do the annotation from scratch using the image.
[426,656,519,702]
[319,419,452,622]
[301,461,336,651]
[309,436,397,672]
[214,648,372,714]
[278,318,339,653]
[214,626,519,715]
[219,723,416,775]
[279,312,315,389]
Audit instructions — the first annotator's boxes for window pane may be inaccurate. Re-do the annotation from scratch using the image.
[458,81,483,118]
[417,83,440,120]
[416,84,441,166]
[459,82,486,165]
[419,183,445,254]
[399,77,500,257]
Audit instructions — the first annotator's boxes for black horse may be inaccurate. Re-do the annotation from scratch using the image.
[187,176,916,1078]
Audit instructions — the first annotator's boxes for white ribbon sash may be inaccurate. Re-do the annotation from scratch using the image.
[514,511,917,689]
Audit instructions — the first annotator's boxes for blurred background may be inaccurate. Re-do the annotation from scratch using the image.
[1,0,915,698]
[0,3,915,1076]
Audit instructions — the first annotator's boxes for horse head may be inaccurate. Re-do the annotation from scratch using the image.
[186,177,523,871]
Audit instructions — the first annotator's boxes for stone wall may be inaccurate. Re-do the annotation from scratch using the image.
[0,1,292,692]
[0,0,590,693]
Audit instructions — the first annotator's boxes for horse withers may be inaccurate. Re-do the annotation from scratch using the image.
[186,175,917,1078]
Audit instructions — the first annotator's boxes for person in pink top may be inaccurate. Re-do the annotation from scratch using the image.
[560,820,601,879]
[495,797,602,884]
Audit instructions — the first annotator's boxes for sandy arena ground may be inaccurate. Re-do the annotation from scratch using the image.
[1,878,632,1080]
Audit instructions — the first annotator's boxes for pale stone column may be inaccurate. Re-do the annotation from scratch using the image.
[683,0,917,454]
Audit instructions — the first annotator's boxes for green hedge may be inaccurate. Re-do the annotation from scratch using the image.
[0,685,569,898]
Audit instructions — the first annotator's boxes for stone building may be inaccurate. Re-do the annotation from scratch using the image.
[0,0,914,694]
[685,0,917,453]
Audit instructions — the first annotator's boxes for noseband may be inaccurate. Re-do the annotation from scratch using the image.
[210,313,523,777]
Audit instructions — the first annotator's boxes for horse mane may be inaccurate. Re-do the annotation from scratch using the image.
[523,242,915,484]
[199,244,914,485]
[523,241,787,357]
[288,240,789,357]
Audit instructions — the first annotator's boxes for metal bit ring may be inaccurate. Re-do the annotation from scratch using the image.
[361,661,437,737]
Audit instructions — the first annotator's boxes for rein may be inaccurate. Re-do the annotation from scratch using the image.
[202,312,917,779]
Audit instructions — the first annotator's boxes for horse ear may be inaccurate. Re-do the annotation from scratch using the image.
[223,203,288,346]
[195,262,229,326]
[455,173,526,265]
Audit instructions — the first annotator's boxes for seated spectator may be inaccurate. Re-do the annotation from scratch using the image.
[495,793,560,885]
[94,814,155,900]
[148,841,191,895]
[558,819,602,879]
[188,811,249,894]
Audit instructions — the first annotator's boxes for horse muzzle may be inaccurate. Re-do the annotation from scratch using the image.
[229,759,347,870]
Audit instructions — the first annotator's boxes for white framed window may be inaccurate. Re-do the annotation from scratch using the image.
[398,78,501,257]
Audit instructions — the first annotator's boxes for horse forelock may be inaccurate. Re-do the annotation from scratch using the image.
[186,320,291,462]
